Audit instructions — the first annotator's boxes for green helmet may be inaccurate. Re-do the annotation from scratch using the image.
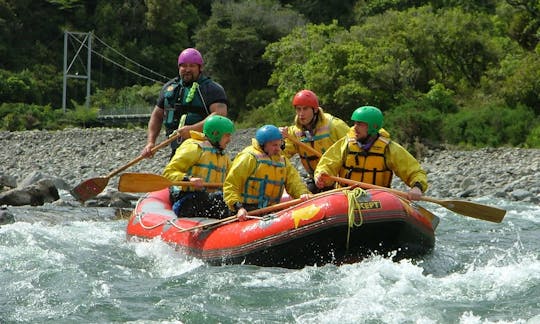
[203,115,235,143]
[351,106,384,136]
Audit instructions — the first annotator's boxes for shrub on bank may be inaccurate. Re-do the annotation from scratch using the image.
[0,103,98,131]
[1,101,539,149]
[442,104,536,147]
[525,124,540,148]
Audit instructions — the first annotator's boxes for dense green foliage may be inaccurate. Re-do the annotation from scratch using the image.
[0,0,539,148]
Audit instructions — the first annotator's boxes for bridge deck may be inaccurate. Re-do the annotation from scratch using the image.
[96,114,151,126]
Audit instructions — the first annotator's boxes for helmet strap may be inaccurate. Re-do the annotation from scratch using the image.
[303,109,319,132]
[209,140,224,154]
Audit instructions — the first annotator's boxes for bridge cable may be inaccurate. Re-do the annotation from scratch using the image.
[69,33,172,84]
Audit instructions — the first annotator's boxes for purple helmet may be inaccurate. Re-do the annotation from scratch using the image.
[177,48,204,66]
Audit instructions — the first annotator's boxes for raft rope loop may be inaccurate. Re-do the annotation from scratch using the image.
[134,196,243,233]
[135,193,179,230]
[344,187,369,249]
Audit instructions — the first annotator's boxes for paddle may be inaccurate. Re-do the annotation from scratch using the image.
[71,115,187,202]
[285,134,322,158]
[118,172,222,193]
[177,215,238,233]
[70,135,179,201]
[177,185,355,233]
[247,185,354,216]
[325,175,506,223]
[288,137,505,223]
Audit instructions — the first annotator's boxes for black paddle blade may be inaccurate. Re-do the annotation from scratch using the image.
[70,177,109,202]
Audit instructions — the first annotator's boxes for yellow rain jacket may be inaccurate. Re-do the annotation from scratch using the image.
[282,108,349,176]
[314,127,428,191]
[224,139,310,210]
[162,131,230,192]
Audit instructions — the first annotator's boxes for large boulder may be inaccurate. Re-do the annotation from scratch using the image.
[0,173,17,189]
[0,206,14,225]
[18,171,71,191]
[0,179,59,206]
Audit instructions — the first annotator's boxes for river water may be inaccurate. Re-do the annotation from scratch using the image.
[1,193,539,324]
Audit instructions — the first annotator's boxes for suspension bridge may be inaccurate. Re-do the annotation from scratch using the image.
[63,30,169,125]
[94,105,153,126]
[95,113,151,127]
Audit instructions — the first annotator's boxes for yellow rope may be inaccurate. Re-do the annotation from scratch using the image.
[344,187,369,249]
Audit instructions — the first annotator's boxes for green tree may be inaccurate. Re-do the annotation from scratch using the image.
[353,0,428,20]
[430,0,498,12]
[0,0,18,69]
[442,104,536,146]
[194,0,306,118]
[506,0,540,49]
[285,0,357,27]
[262,6,510,123]
[142,0,201,67]
[350,6,507,92]
[262,21,346,122]
[492,52,540,115]
[0,0,66,69]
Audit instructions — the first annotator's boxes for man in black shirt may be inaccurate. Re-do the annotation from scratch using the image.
[141,48,228,159]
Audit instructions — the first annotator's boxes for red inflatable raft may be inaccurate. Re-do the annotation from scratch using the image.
[126,188,438,268]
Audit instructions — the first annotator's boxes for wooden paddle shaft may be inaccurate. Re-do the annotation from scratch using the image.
[105,132,181,179]
[247,186,353,216]
[118,173,221,193]
[282,138,506,223]
[327,175,506,223]
[177,186,355,232]
[286,134,322,158]
[178,215,238,233]
[326,175,408,198]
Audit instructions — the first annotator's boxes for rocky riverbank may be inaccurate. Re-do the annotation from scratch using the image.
[1,128,539,207]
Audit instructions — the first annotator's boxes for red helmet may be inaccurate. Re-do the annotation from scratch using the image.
[292,90,319,109]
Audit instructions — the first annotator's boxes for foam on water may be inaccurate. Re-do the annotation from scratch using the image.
[1,198,538,323]
[128,237,204,278]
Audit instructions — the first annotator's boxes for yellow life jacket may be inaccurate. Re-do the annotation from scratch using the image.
[292,115,334,175]
[185,141,229,192]
[339,135,393,187]
[241,148,286,208]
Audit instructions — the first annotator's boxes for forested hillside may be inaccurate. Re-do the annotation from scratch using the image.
[0,0,539,148]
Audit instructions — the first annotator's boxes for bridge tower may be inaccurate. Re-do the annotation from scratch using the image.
[62,31,92,113]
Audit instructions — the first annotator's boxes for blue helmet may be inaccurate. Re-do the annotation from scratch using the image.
[255,125,282,146]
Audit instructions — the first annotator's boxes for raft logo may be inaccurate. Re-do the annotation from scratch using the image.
[356,201,382,209]
[353,192,381,210]
[291,204,321,228]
